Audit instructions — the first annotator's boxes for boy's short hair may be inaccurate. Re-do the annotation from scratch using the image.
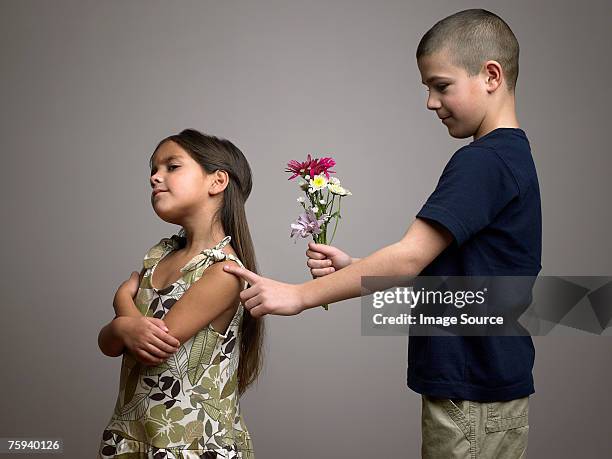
[417,9,519,92]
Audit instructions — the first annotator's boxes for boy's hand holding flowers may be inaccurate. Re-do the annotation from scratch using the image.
[305,242,354,277]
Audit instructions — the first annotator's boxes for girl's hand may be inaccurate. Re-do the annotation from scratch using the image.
[117,271,141,298]
[114,316,181,366]
[306,242,353,277]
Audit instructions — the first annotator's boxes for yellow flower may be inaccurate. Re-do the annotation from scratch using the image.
[309,174,328,190]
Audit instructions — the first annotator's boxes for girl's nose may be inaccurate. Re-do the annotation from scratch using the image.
[150,173,163,187]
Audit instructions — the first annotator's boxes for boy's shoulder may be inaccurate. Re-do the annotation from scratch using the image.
[450,128,535,188]
[466,127,530,153]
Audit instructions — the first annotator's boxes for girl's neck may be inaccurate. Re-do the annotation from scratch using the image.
[179,222,227,255]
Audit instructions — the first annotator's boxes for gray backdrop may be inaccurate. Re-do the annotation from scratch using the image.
[1,0,610,457]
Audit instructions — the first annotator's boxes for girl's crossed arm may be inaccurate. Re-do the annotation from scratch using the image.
[98,269,180,364]
[111,265,241,347]
[160,262,243,345]
[100,262,241,362]
[113,268,146,317]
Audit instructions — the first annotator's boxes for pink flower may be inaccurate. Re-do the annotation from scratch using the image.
[285,154,336,180]
[309,156,336,179]
[285,154,314,180]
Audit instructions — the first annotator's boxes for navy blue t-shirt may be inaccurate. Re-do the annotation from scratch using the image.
[408,128,542,402]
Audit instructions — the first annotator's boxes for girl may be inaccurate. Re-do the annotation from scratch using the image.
[97,129,263,458]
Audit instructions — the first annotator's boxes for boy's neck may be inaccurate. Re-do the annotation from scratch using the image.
[473,95,520,140]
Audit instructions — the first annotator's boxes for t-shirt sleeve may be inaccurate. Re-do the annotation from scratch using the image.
[416,146,519,246]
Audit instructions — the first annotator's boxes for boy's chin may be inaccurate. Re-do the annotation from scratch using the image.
[446,124,475,139]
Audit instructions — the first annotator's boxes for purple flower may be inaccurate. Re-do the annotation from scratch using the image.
[290,209,325,240]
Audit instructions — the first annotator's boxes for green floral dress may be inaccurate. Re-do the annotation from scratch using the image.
[99,234,254,459]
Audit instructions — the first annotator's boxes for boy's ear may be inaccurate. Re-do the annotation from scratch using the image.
[483,60,503,93]
[209,170,230,196]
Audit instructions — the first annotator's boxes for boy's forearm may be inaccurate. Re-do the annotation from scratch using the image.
[301,242,418,309]
[98,319,125,357]
[113,289,142,318]
[299,218,453,310]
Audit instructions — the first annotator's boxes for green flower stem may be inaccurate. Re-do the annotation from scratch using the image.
[329,196,341,245]
[325,189,334,216]
[327,192,336,220]
[319,188,333,310]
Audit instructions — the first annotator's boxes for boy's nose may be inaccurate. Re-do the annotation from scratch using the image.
[426,94,441,110]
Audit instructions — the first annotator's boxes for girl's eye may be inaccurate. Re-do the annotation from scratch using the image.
[168,165,179,171]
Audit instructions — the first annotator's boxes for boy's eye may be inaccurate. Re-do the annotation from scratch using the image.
[424,84,448,93]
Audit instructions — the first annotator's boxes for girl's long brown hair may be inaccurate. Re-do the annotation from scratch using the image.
[152,129,263,395]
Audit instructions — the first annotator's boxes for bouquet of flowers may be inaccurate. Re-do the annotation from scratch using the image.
[286,154,352,310]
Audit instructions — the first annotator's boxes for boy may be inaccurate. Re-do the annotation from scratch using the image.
[225,9,538,458]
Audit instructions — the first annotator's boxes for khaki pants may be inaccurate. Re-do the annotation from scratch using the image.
[421,395,529,459]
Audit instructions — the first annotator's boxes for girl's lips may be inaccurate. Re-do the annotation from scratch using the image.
[152,190,167,197]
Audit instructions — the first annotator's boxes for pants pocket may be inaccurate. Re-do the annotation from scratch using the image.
[421,396,472,459]
[485,396,529,433]
[441,399,471,438]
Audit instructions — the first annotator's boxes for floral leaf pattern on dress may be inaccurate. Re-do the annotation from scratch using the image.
[187,328,218,386]
[99,234,254,458]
